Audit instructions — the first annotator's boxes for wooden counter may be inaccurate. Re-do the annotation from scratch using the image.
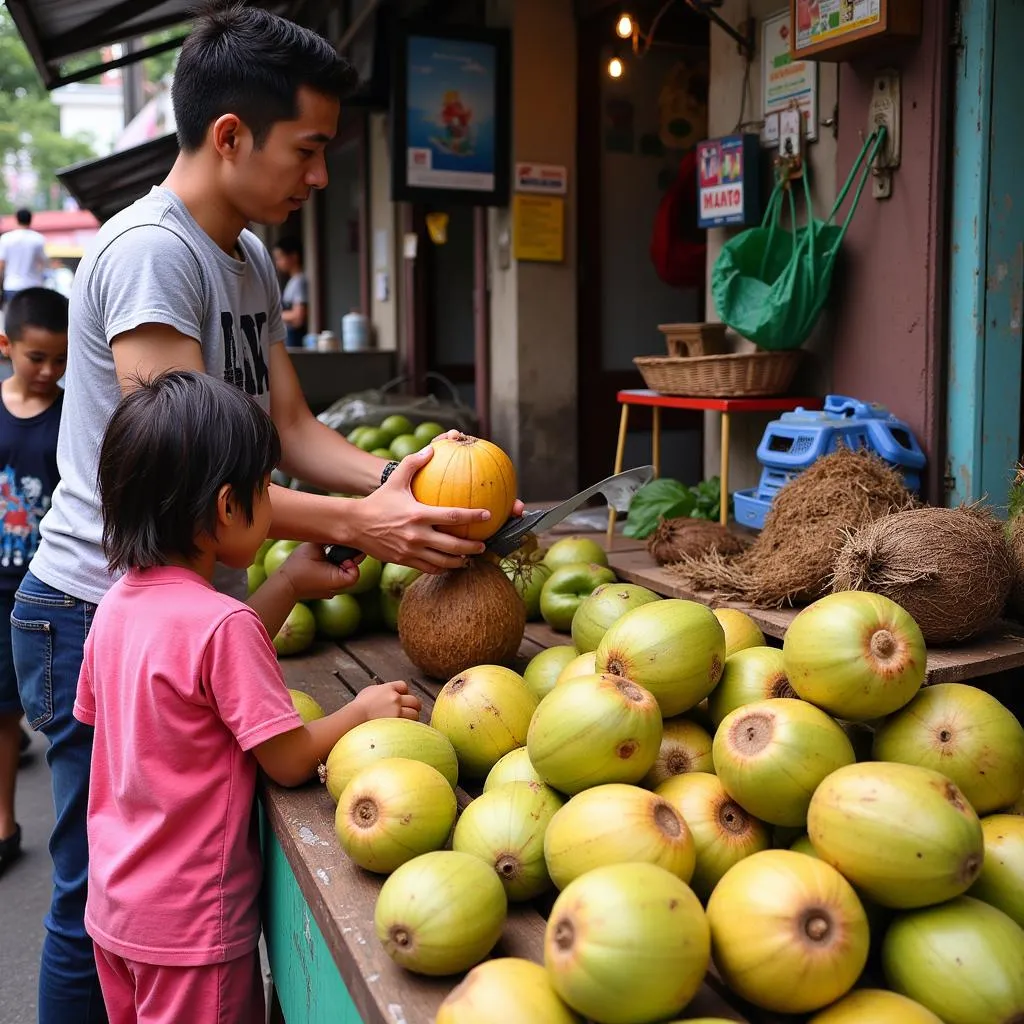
[263,628,769,1024]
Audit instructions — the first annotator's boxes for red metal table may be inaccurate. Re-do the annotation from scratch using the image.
[609,389,823,541]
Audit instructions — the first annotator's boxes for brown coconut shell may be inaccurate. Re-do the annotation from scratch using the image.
[646,517,748,565]
[668,448,912,608]
[831,504,1014,645]
[1007,515,1024,622]
[398,556,526,680]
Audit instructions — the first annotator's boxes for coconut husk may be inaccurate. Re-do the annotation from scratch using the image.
[831,504,1013,645]
[668,449,912,608]
[398,556,526,680]
[1008,516,1024,621]
[646,517,748,565]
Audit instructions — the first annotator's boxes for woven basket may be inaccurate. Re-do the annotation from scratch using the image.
[659,322,728,358]
[633,350,802,398]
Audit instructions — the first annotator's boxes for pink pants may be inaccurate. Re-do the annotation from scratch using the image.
[94,943,266,1024]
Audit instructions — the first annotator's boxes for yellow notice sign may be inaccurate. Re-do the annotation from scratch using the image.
[512,193,565,263]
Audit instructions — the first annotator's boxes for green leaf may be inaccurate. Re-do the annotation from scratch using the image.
[622,479,695,539]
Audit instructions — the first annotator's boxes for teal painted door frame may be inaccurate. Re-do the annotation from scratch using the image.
[948,0,1024,512]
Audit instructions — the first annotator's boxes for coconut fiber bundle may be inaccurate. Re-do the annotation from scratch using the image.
[832,504,1013,645]
[646,517,748,566]
[1006,462,1024,621]
[669,448,912,608]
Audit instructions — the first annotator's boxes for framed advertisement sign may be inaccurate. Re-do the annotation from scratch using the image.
[789,0,921,62]
[696,135,762,229]
[390,23,511,206]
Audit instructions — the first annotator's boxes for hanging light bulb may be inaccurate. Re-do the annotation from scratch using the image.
[615,13,634,39]
[608,56,624,79]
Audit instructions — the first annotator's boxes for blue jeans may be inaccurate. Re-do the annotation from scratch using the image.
[11,570,106,1024]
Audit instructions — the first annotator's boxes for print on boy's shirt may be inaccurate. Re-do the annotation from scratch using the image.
[221,311,270,397]
[0,465,48,568]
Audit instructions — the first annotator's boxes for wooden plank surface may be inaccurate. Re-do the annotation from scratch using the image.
[608,548,1024,685]
[265,636,753,1024]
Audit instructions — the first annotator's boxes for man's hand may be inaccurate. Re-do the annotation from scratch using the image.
[346,445,514,574]
[279,542,360,600]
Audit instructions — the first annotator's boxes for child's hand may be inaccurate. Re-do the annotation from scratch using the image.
[279,543,360,600]
[352,680,422,722]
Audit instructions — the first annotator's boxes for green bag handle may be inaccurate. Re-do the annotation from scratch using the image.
[826,126,888,243]
[757,168,811,284]
[761,126,887,290]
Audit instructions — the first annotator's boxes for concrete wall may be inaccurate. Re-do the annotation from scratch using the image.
[703,0,839,493]
[368,113,400,353]
[487,0,579,500]
[831,4,951,502]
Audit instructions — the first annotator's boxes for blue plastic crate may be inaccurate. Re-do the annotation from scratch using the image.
[736,395,926,531]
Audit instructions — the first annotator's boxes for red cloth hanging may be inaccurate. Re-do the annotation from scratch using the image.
[650,148,706,290]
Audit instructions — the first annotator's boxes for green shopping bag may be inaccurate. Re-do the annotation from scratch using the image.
[711,128,886,351]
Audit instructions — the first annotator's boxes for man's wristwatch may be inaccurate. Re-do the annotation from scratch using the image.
[380,460,400,487]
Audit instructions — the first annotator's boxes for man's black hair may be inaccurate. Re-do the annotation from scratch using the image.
[15,208,31,227]
[5,287,68,342]
[273,236,303,260]
[99,370,282,573]
[173,2,358,152]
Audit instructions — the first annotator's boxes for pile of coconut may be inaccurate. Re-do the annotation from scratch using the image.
[670,447,1018,645]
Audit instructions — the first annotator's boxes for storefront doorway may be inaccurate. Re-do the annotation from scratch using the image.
[576,2,710,485]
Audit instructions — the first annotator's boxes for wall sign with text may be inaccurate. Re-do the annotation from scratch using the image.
[696,135,762,229]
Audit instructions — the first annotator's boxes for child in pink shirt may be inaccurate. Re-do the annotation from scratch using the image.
[74,370,421,1023]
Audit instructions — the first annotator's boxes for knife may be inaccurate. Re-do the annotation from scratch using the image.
[324,464,655,566]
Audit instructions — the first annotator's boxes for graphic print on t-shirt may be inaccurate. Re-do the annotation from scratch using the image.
[221,311,270,397]
[0,465,48,568]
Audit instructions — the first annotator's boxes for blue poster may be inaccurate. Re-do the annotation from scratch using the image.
[405,35,497,192]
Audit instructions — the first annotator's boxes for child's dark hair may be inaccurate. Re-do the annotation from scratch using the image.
[99,370,281,574]
[5,287,68,342]
[173,2,357,152]
[274,236,303,260]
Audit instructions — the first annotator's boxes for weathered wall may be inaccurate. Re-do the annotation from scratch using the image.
[832,3,951,502]
[487,0,579,500]
[704,0,839,493]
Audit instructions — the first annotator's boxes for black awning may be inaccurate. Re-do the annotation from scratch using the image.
[6,0,296,89]
[57,134,179,222]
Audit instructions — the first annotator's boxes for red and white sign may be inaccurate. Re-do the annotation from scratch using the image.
[515,162,568,195]
[700,184,744,220]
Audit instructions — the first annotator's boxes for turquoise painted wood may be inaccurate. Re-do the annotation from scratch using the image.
[948,0,1024,511]
[262,809,365,1024]
[980,0,1024,510]
[947,0,994,507]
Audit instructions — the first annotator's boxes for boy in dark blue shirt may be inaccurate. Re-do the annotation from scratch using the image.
[0,287,67,876]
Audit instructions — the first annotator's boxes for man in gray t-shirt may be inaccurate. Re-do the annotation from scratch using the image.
[12,8,515,1022]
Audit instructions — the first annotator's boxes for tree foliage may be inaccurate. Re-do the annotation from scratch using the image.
[0,6,95,212]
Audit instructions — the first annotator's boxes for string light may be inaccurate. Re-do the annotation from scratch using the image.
[615,13,634,39]
[607,56,624,79]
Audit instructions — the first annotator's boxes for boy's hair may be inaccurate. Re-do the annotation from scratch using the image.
[173,2,358,152]
[99,370,282,574]
[15,208,31,227]
[273,236,303,260]
[5,287,69,342]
